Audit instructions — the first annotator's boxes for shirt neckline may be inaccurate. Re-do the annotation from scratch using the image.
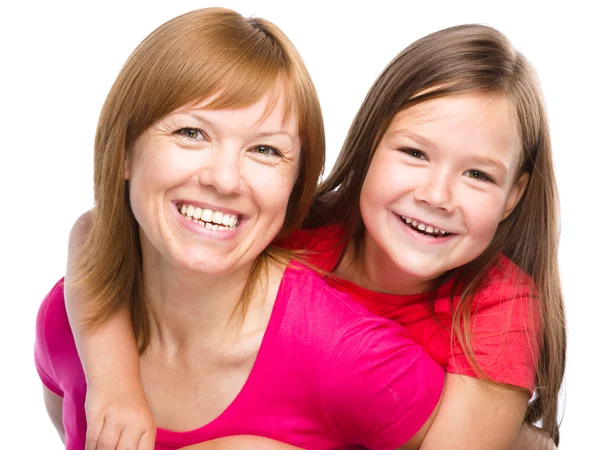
[155,264,293,447]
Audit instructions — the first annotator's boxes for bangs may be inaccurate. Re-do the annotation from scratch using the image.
[123,9,299,145]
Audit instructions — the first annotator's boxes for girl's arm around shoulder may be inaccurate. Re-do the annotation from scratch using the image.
[64,211,155,450]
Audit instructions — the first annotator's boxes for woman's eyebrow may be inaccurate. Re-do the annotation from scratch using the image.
[255,130,295,141]
[177,111,295,141]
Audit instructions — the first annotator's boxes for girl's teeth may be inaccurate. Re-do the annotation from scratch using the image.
[181,205,187,215]
[213,211,223,224]
[201,209,213,222]
[401,215,449,237]
[193,208,203,219]
[186,206,194,217]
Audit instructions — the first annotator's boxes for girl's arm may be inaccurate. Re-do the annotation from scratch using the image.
[64,211,155,450]
[419,374,555,450]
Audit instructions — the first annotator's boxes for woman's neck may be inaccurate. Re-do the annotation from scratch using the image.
[140,250,284,354]
[335,232,434,296]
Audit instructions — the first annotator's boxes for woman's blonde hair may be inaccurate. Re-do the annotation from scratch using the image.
[307,24,565,444]
[74,8,325,352]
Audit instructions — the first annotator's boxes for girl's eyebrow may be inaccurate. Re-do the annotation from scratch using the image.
[391,130,437,149]
[469,155,508,176]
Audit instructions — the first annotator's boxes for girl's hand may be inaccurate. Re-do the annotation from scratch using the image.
[64,210,155,449]
[85,374,156,450]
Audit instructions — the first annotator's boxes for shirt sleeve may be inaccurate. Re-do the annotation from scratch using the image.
[446,276,540,392]
[34,279,65,397]
[321,314,444,450]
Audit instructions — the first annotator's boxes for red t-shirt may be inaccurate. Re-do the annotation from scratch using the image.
[284,224,540,392]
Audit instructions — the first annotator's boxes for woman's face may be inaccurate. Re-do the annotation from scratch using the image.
[126,91,301,276]
[359,93,528,289]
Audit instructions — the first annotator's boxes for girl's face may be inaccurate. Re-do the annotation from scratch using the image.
[359,93,528,290]
[126,90,301,277]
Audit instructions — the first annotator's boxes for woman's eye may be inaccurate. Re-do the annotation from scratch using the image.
[177,127,206,141]
[465,169,494,183]
[400,148,427,160]
[251,145,282,157]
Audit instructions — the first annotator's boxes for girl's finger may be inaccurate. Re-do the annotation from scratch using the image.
[137,430,157,450]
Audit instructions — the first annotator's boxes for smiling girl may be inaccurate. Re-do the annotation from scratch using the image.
[58,22,564,450]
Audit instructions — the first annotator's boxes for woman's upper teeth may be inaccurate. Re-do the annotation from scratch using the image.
[178,203,239,228]
[401,215,448,235]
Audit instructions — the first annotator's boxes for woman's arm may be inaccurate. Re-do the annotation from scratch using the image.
[64,211,155,450]
[419,373,530,450]
[43,385,65,444]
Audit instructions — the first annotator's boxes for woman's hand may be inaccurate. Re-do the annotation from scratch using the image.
[84,374,156,450]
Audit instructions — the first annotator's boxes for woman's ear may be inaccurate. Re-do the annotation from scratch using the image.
[502,172,530,220]
[125,155,130,180]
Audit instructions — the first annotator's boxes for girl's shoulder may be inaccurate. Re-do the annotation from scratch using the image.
[280,223,347,271]
[473,255,538,308]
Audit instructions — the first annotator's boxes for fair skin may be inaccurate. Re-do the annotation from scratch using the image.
[57,93,553,449]
[59,91,302,448]
[53,91,440,450]
[337,93,549,450]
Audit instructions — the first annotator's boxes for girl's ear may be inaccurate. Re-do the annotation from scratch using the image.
[502,172,530,220]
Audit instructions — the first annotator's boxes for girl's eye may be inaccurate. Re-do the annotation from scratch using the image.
[465,169,494,183]
[400,148,428,160]
[251,145,282,157]
[177,127,206,141]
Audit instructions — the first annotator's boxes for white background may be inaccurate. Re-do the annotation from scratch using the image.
[1,1,598,448]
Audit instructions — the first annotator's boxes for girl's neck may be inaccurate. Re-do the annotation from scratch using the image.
[335,232,434,296]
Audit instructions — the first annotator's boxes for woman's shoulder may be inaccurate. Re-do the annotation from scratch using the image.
[34,278,80,390]
[283,262,373,319]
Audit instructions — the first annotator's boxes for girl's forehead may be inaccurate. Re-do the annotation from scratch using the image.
[393,94,516,129]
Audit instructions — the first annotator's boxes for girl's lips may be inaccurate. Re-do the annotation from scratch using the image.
[395,213,454,244]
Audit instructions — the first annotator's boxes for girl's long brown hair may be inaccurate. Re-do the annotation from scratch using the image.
[72,8,325,353]
[306,25,565,444]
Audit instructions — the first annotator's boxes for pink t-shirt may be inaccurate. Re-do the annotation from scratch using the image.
[35,263,444,450]
[284,225,540,392]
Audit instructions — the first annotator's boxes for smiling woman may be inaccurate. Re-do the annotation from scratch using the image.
[34,7,444,450]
